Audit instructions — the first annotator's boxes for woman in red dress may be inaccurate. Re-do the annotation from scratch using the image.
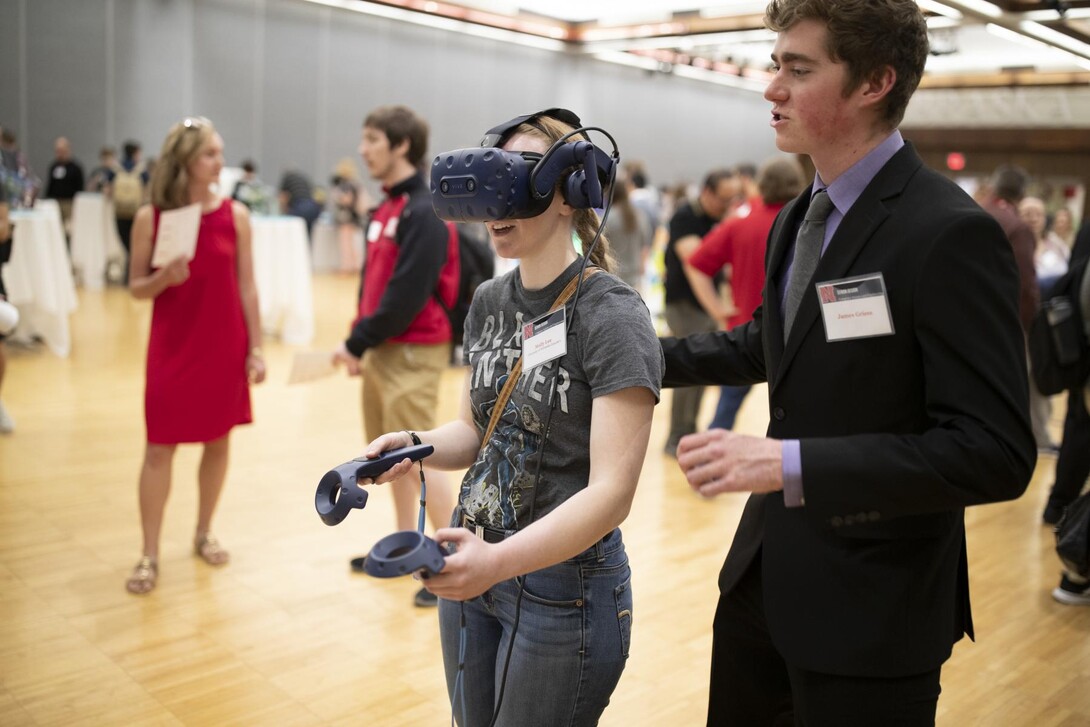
[125,117,265,594]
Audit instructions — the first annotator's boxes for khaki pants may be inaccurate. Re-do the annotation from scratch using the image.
[361,342,450,440]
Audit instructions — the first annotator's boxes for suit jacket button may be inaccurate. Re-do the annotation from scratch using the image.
[868,511,880,522]
[843,514,856,526]
[773,407,786,421]
[830,516,844,527]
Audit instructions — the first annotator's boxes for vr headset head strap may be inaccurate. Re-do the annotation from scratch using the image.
[479,108,584,149]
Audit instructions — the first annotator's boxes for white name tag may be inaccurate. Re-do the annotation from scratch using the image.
[816,273,895,341]
[522,308,567,371]
[367,219,383,243]
[384,216,400,239]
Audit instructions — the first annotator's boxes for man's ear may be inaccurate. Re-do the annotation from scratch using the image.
[859,65,897,110]
[392,136,411,160]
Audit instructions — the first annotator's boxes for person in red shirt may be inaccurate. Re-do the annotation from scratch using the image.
[683,156,805,429]
[332,106,460,607]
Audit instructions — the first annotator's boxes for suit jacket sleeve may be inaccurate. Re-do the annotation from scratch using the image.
[661,310,767,388]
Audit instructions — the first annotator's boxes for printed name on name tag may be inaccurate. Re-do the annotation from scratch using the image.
[816,273,895,341]
[522,308,567,370]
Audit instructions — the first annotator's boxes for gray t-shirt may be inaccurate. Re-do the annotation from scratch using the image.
[460,259,664,530]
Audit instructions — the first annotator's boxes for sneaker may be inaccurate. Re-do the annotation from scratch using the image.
[0,401,13,434]
[413,587,438,607]
[1051,574,1090,606]
[1042,501,1067,526]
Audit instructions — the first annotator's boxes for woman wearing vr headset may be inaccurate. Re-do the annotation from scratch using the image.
[362,110,663,725]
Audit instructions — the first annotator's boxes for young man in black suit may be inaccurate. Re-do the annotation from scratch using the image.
[660,1,1037,724]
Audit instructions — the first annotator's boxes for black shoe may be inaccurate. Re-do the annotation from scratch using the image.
[413,587,438,607]
[349,554,368,572]
[1042,502,1066,526]
[1052,574,1090,606]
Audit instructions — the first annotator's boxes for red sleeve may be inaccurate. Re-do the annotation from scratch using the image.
[688,219,735,277]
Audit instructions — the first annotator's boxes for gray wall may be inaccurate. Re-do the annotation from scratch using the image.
[0,0,778,196]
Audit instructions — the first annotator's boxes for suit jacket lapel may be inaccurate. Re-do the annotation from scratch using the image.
[771,144,924,387]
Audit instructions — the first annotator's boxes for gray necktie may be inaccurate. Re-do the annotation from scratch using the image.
[784,190,835,340]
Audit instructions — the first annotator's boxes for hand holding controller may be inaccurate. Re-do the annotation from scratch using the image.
[314,443,434,526]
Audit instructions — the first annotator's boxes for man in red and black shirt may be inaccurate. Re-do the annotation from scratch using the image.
[333,106,459,607]
[683,157,805,430]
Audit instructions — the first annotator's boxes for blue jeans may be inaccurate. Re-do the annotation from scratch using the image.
[709,384,752,430]
[439,528,632,726]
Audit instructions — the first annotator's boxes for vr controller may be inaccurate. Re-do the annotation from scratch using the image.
[314,444,447,578]
[430,107,617,223]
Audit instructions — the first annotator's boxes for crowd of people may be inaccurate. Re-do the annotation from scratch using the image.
[2,0,1090,724]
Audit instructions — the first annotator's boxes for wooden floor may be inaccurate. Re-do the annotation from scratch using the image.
[0,273,1088,726]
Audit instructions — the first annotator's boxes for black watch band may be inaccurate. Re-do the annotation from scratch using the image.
[407,431,422,446]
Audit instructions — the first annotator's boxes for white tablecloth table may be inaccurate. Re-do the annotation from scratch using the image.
[310,218,363,273]
[69,191,125,290]
[250,215,315,345]
[6,199,79,356]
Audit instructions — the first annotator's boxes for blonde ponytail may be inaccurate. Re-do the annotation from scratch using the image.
[574,208,614,273]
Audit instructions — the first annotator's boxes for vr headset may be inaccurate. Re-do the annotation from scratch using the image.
[430,108,618,223]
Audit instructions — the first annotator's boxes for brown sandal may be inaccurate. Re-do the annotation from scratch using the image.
[194,533,229,566]
[125,557,158,594]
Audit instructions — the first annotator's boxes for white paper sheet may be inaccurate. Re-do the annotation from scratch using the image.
[151,202,202,267]
[288,350,339,385]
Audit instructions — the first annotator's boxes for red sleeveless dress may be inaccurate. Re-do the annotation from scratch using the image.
[145,199,252,444]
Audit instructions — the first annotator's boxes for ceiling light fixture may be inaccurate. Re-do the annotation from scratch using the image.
[917,1,963,20]
[1020,19,1090,59]
[300,0,567,50]
[947,0,1003,19]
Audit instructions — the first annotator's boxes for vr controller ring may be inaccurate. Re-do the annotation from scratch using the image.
[364,530,447,579]
[314,469,368,527]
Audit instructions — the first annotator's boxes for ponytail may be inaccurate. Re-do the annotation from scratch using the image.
[575,208,614,273]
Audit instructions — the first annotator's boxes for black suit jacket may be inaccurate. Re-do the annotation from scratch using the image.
[662,143,1036,677]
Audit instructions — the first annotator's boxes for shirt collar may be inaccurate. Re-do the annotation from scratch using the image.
[812,130,904,216]
[384,172,424,198]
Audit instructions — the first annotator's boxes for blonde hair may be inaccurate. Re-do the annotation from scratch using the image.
[334,157,358,181]
[513,115,615,274]
[149,116,216,211]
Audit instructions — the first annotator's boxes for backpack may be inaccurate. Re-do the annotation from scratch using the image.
[1028,253,1090,396]
[435,225,494,348]
[113,163,145,219]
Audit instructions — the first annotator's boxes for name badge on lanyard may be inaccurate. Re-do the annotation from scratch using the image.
[522,308,567,371]
[816,273,895,341]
